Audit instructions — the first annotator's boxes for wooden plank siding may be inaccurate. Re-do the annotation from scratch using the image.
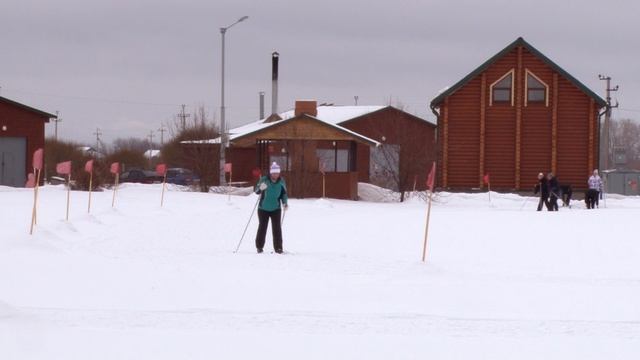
[556,77,592,187]
[520,47,554,189]
[340,106,436,187]
[444,78,481,188]
[0,98,51,184]
[432,38,605,191]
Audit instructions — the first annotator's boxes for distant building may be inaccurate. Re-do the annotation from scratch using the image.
[0,96,56,187]
[143,149,161,159]
[78,146,103,158]
[430,37,607,191]
[184,100,436,199]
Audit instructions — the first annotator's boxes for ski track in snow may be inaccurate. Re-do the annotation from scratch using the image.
[9,306,640,339]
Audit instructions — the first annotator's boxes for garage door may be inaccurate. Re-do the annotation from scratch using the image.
[0,137,27,187]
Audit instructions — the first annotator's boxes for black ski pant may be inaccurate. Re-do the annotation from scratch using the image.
[549,194,559,211]
[537,196,550,211]
[255,208,283,252]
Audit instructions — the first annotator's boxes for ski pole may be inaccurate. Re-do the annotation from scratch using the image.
[281,207,287,226]
[550,191,568,207]
[234,196,260,253]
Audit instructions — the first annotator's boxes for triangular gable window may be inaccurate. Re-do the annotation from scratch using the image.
[490,70,514,106]
[526,70,549,106]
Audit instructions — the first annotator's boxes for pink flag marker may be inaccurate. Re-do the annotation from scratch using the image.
[33,148,44,170]
[56,161,72,175]
[224,163,232,173]
[156,163,167,176]
[110,162,120,174]
[84,159,94,173]
[25,173,36,188]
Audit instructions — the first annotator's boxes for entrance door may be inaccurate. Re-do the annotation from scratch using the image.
[0,137,27,187]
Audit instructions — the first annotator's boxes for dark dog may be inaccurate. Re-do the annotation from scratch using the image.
[559,184,572,207]
[585,189,599,209]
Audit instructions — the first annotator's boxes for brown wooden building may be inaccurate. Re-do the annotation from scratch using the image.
[430,37,606,191]
[0,96,55,187]
[227,100,380,199]
[188,101,436,199]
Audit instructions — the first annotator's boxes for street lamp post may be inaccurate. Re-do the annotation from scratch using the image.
[220,15,248,185]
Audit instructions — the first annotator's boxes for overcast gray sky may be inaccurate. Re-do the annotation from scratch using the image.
[1,0,639,146]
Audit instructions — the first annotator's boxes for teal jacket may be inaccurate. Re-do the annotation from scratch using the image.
[255,176,288,211]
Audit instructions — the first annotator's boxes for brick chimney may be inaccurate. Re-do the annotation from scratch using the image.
[294,100,318,117]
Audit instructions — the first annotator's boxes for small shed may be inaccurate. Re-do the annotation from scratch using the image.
[0,96,55,187]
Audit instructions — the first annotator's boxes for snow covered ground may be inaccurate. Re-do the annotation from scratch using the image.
[1,184,639,359]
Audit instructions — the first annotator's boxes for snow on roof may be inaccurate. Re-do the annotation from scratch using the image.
[182,105,386,145]
[144,149,161,158]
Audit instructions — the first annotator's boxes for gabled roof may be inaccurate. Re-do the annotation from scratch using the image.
[430,37,607,108]
[183,108,381,147]
[183,105,397,145]
[230,113,380,147]
[0,96,58,120]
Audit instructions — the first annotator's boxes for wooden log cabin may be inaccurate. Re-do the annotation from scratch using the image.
[430,37,607,191]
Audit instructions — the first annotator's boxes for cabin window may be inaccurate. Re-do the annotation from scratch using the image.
[490,70,514,105]
[316,148,350,172]
[526,70,549,106]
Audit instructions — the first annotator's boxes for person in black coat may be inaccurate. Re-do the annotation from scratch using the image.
[547,172,559,211]
[533,172,550,211]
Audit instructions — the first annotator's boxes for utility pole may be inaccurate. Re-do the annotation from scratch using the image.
[53,111,62,141]
[158,126,166,147]
[220,15,249,186]
[598,74,619,171]
[93,128,102,154]
[177,104,190,132]
[147,130,155,168]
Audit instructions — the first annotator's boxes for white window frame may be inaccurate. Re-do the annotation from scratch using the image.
[489,69,515,106]
[525,69,549,107]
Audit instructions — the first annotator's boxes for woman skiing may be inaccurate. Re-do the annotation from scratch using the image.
[254,162,288,254]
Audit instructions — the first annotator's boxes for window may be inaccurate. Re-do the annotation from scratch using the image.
[269,155,290,171]
[316,148,350,172]
[490,70,514,105]
[526,70,548,106]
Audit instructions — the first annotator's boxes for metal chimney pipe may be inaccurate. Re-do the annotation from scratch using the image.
[271,51,279,115]
[259,91,265,119]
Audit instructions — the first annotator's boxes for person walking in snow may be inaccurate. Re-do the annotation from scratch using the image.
[254,162,289,254]
[533,172,550,211]
[587,169,604,209]
[547,172,560,211]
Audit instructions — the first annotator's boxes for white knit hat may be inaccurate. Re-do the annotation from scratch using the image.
[270,162,281,174]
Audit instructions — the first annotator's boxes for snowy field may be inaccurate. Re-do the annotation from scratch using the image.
[1,184,639,359]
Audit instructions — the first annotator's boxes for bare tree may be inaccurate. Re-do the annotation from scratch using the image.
[112,137,150,154]
[160,105,220,192]
[611,118,640,168]
[365,102,435,202]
